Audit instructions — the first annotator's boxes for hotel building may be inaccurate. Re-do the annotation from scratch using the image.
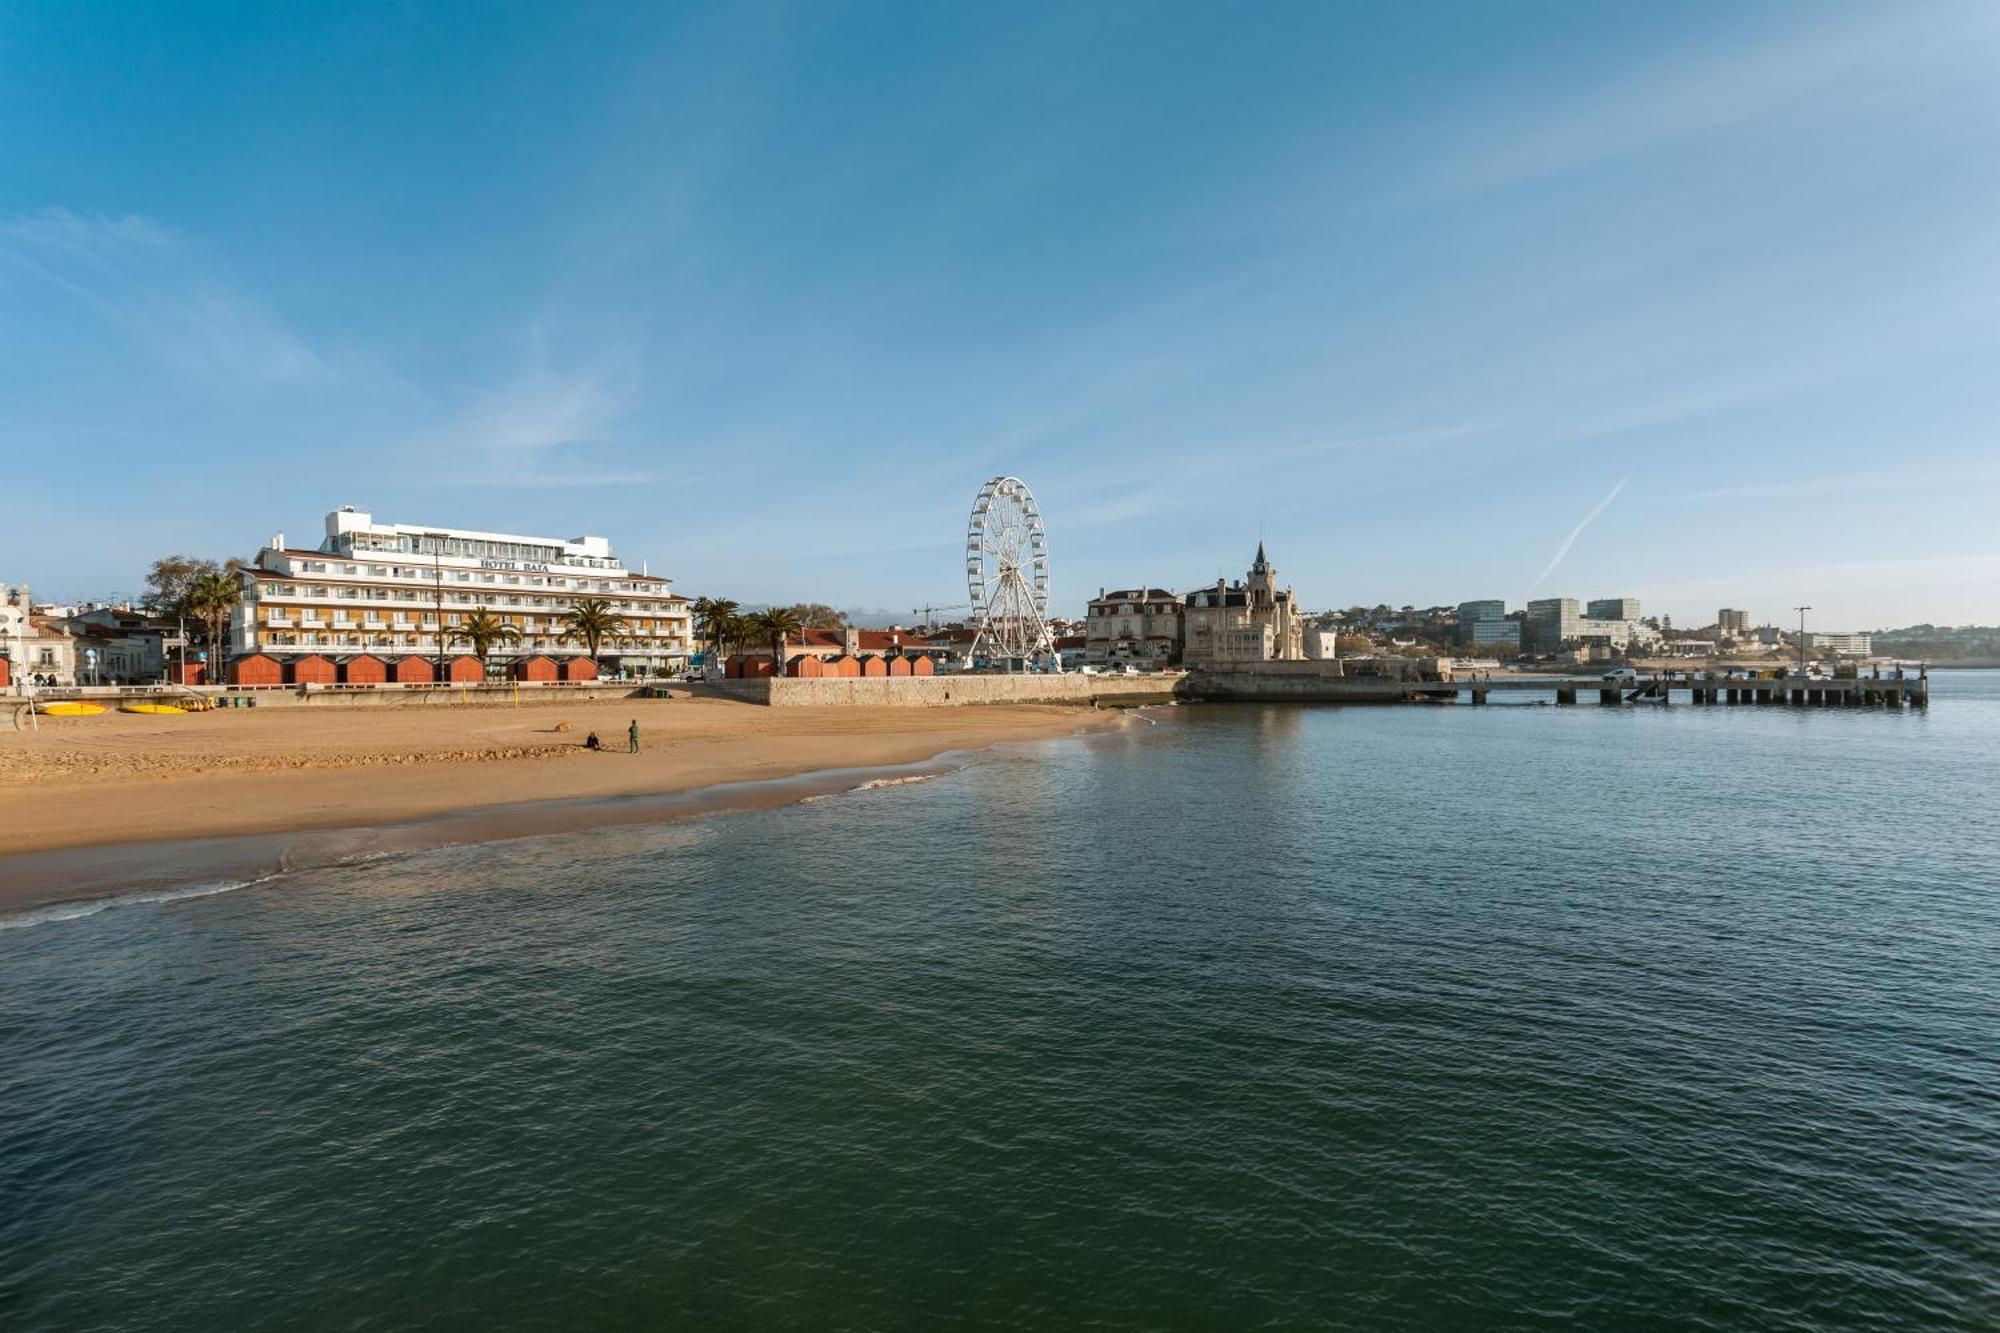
[230,507,692,674]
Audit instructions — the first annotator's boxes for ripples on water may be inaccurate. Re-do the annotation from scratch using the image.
[3,676,1998,1330]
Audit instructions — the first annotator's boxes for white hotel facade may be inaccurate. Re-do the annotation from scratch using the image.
[231,507,693,673]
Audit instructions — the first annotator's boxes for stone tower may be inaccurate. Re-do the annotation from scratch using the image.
[1247,541,1277,609]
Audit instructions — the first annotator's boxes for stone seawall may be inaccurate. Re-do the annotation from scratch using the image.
[1183,664,1416,703]
[697,674,1182,707]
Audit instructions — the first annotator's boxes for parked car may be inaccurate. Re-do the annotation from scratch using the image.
[1602,667,1639,682]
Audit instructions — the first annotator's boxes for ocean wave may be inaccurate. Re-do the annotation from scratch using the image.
[854,774,940,792]
[0,874,281,932]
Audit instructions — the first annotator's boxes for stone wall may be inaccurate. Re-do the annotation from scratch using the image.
[699,673,1182,707]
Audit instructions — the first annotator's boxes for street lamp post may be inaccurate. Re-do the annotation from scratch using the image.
[434,546,445,679]
[1794,605,1811,677]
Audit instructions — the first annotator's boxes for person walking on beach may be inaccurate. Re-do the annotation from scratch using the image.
[628,719,640,754]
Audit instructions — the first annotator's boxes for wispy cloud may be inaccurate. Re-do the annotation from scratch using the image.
[1424,2,2000,198]
[0,208,329,386]
[414,332,654,488]
[1672,468,2000,505]
[1531,475,1628,590]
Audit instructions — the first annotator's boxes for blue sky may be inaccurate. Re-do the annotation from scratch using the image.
[3,1,1995,630]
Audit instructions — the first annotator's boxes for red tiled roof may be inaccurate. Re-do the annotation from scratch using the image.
[789,627,928,652]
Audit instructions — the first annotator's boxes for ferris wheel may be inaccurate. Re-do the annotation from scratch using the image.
[966,475,1061,671]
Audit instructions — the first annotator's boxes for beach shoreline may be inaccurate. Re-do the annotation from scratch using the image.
[0,697,1129,916]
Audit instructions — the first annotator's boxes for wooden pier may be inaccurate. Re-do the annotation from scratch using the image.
[1447,670,1927,709]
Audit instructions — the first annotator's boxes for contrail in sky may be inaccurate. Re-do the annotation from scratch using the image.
[1530,475,1629,590]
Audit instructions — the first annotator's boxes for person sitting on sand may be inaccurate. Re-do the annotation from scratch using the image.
[585,731,601,751]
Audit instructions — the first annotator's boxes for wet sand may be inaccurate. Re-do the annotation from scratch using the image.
[0,696,1122,914]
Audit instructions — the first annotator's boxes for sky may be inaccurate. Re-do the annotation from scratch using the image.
[2,1,1996,631]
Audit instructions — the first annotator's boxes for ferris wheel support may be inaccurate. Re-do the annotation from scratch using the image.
[965,475,1061,672]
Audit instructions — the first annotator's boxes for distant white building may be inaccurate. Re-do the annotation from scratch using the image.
[1809,631,1873,658]
[1,585,80,688]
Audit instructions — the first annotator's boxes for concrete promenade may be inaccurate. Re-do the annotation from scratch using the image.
[693,673,1183,708]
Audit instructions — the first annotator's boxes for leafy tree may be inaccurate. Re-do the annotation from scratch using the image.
[453,608,521,679]
[777,602,847,630]
[145,554,249,614]
[144,555,218,615]
[751,606,804,670]
[559,597,628,660]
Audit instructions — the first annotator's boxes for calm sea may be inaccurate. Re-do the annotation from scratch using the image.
[4,674,1997,1330]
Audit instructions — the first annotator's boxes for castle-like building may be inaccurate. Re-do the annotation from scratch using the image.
[1178,543,1306,668]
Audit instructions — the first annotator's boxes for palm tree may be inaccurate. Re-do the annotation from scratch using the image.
[453,607,521,680]
[706,612,753,665]
[691,597,739,664]
[750,606,804,674]
[182,570,241,684]
[559,597,628,662]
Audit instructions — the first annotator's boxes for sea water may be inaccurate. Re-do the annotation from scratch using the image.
[3,674,1996,1329]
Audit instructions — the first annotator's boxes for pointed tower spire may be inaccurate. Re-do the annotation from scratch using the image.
[1253,540,1269,571]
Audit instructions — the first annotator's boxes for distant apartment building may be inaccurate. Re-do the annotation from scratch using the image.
[1808,631,1873,658]
[1586,597,1641,622]
[1181,544,1305,668]
[231,506,692,675]
[1717,608,1751,637]
[1525,598,1579,650]
[1085,587,1182,666]
[1528,595,1655,653]
[1457,599,1519,651]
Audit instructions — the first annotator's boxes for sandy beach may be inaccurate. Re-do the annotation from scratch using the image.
[0,695,1120,911]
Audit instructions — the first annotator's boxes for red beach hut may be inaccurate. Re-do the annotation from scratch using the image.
[228,653,283,686]
[340,654,389,685]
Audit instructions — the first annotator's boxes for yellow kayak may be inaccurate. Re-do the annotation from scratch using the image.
[120,702,187,715]
[36,701,106,716]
